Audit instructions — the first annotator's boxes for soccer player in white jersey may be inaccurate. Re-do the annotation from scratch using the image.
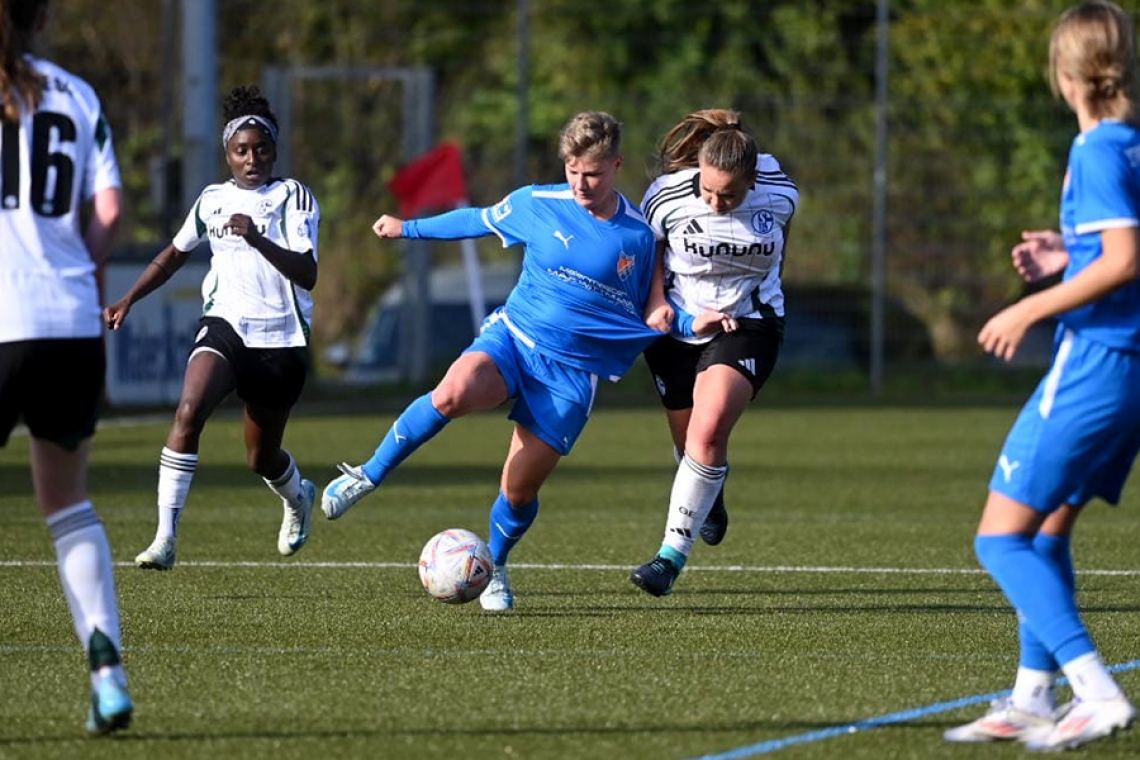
[630,109,798,597]
[322,112,666,611]
[0,0,133,735]
[944,2,1138,750]
[104,86,320,571]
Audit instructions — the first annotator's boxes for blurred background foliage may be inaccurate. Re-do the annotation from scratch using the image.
[39,0,1102,363]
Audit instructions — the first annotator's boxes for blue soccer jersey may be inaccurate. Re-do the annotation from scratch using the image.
[404,184,662,380]
[1058,120,1140,350]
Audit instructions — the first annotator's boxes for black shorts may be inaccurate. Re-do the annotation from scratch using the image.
[192,317,309,410]
[644,317,783,411]
[0,338,104,451]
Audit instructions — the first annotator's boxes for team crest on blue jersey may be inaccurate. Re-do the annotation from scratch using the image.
[751,210,775,235]
[492,198,513,222]
[617,251,635,280]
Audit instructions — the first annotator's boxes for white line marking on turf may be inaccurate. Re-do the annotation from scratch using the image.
[2,559,1140,575]
[679,659,1140,759]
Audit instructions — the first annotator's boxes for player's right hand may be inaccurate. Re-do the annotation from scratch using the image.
[372,215,405,239]
[1011,229,1068,283]
[103,300,130,330]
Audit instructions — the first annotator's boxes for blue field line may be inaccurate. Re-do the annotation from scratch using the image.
[681,659,1140,760]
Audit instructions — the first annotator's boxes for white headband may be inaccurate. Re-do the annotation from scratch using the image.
[222,115,278,148]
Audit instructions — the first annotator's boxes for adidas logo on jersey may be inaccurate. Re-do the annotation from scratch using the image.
[738,358,756,375]
[683,219,703,235]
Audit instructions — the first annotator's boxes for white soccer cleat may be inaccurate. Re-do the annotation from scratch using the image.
[1025,694,1136,751]
[135,537,176,571]
[943,698,1055,743]
[479,564,515,612]
[321,463,376,520]
[278,479,315,556]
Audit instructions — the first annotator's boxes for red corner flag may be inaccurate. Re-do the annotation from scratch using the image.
[388,142,469,218]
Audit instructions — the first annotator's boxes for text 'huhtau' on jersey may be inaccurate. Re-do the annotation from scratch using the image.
[0,57,121,342]
[640,154,798,344]
[173,178,319,349]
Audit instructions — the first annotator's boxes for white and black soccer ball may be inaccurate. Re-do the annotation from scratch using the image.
[417,528,493,604]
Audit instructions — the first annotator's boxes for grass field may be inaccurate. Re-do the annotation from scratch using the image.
[3,402,1140,759]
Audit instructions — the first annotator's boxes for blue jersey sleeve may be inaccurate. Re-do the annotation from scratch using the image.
[1071,141,1138,235]
[402,207,493,240]
[482,187,537,247]
[667,294,696,338]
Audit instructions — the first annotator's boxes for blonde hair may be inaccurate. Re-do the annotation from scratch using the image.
[0,0,47,122]
[558,112,622,162]
[656,108,758,179]
[1049,1,1138,121]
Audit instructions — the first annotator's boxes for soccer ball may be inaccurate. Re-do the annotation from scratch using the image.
[417,528,493,604]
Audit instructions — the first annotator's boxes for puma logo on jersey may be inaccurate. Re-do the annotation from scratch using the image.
[738,358,756,375]
[683,219,704,235]
[553,230,574,248]
[998,454,1020,483]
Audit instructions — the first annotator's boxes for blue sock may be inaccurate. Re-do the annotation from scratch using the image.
[1019,533,1075,672]
[360,393,449,485]
[658,545,687,570]
[487,492,539,566]
[975,534,1093,666]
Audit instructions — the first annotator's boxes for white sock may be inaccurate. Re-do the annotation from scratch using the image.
[47,502,123,661]
[1062,652,1122,702]
[1010,666,1056,716]
[264,451,304,505]
[662,455,727,557]
[157,447,197,540]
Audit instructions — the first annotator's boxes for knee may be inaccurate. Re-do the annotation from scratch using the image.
[171,402,207,439]
[430,383,466,418]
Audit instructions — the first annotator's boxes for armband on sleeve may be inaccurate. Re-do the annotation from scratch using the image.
[403,207,491,240]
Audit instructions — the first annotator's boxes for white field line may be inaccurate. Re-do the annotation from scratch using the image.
[1,559,1139,575]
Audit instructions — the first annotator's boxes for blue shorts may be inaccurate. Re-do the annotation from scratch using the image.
[466,309,598,456]
[990,329,1140,511]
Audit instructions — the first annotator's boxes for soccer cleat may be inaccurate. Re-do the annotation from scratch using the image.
[1025,694,1136,751]
[700,490,729,546]
[135,537,176,570]
[630,555,681,597]
[278,479,316,556]
[86,673,133,736]
[479,564,515,612]
[943,698,1055,743]
[321,463,376,520]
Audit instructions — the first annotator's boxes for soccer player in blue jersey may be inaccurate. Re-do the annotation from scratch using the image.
[944,2,1139,750]
[322,112,666,611]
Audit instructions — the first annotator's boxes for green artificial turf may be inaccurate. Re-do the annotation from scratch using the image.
[2,405,1138,759]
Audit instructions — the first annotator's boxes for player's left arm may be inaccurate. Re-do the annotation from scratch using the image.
[644,241,673,332]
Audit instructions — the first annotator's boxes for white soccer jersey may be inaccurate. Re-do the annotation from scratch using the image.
[0,57,121,342]
[640,154,798,344]
[173,178,319,348]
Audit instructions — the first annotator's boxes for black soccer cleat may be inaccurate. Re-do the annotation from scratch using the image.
[630,555,681,597]
[699,489,729,546]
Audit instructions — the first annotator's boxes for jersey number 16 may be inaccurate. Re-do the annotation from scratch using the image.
[1,112,77,217]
